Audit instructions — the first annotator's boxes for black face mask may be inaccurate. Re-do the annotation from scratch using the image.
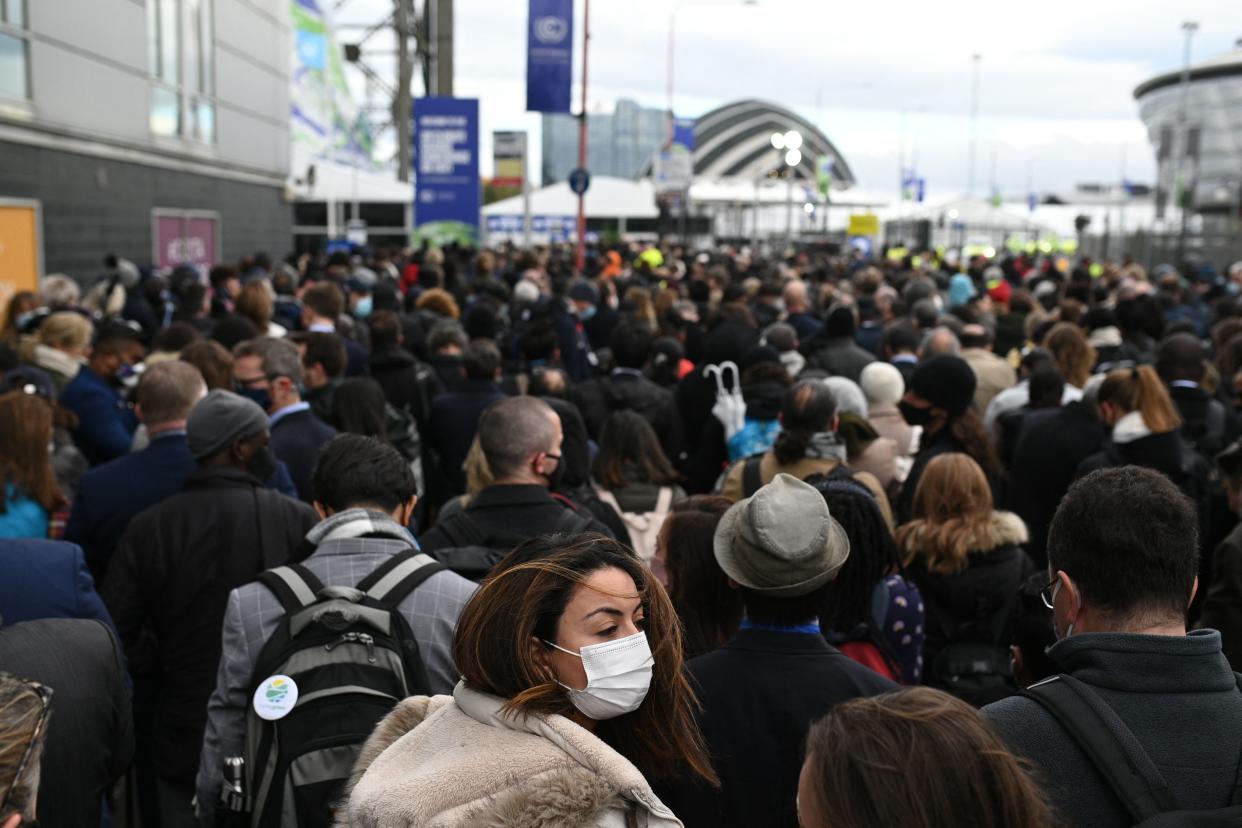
[541,456,566,492]
[247,445,278,482]
[899,399,936,427]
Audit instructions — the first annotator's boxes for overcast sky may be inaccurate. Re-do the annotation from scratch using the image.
[334,0,1242,198]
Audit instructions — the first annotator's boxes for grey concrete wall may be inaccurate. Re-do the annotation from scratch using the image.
[0,140,291,279]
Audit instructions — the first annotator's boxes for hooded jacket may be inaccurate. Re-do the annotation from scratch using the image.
[337,682,682,827]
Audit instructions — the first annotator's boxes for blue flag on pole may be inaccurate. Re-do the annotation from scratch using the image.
[526,0,574,113]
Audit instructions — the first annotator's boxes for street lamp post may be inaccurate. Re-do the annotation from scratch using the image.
[771,129,802,243]
[966,53,981,197]
[574,0,591,274]
[1176,20,1199,266]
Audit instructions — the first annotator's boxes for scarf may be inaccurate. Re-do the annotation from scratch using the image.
[805,431,849,463]
[306,507,419,549]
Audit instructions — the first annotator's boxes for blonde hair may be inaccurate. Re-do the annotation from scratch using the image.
[463,435,494,496]
[37,311,93,351]
[1098,365,1182,434]
[895,453,994,574]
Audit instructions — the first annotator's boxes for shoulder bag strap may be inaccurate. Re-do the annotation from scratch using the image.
[256,564,326,613]
[742,455,763,498]
[357,549,446,608]
[594,486,623,513]
[1020,674,1179,822]
[654,486,675,514]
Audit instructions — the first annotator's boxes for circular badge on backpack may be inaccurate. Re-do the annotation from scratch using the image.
[253,675,299,721]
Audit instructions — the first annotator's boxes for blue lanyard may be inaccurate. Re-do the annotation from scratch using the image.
[740,619,822,635]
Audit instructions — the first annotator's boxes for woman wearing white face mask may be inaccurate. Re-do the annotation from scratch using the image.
[337,534,716,827]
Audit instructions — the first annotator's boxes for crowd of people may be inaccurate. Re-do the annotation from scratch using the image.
[2,240,1242,827]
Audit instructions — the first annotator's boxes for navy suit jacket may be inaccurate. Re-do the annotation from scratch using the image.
[0,538,115,630]
[60,366,138,466]
[65,431,196,580]
[270,407,337,502]
[428,380,506,494]
[344,336,369,377]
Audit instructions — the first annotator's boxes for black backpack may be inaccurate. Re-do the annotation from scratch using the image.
[242,548,444,827]
[928,554,1026,707]
[1022,673,1242,827]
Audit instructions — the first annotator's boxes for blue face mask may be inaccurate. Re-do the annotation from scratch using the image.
[355,296,373,318]
[237,386,272,413]
[579,304,597,322]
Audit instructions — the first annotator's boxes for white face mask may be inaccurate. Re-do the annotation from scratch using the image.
[544,631,654,720]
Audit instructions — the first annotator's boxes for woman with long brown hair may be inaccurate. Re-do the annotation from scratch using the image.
[659,495,741,658]
[0,391,67,538]
[340,534,715,826]
[592,411,684,565]
[797,687,1057,828]
[895,452,1035,706]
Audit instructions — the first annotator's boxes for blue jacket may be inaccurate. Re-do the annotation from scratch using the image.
[60,366,138,466]
[65,431,196,580]
[0,538,115,630]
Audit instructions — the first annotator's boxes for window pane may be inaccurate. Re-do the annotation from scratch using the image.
[200,0,213,95]
[150,85,180,135]
[196,99,215,143]
[158,0,179,84]
[185,0,199,93]
[0,32,26,100]
[11,0,24,28]
[147,0,159,76]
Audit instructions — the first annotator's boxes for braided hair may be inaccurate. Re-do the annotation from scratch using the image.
[806,474,905,673]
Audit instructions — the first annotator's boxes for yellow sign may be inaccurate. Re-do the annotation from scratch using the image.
[0,203,41,320]
[847,213,879,236]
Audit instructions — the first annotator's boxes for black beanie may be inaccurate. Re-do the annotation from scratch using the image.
[910,355,977,417]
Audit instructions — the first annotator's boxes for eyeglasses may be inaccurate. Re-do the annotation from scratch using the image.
[2,679,52,813]
[1039,577,1060,610]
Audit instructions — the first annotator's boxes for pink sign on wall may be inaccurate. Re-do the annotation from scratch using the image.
[152,210,220,276]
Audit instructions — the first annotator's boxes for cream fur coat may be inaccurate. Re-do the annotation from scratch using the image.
[335,682,683,828]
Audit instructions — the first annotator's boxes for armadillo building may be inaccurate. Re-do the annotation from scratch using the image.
[1134,39,1242,221]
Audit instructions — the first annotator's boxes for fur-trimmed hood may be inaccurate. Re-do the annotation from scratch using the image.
[896,510,1028,557]
[336,682,682,828]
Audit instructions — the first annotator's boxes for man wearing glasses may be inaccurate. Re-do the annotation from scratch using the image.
[984,466,1242,827]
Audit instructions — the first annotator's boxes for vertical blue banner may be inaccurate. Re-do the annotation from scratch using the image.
[673,117,695,152]
[526,0,574,113]
[413,97,480,246]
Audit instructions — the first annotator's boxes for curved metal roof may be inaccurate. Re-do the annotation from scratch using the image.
[1134,44,1242,99]
[643,98,856,188]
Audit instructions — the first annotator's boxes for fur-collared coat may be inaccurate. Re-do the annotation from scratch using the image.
[336,682,683,828]
[898,510,1037,678]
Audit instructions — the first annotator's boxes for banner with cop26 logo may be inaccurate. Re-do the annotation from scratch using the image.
[526,0,573,113]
